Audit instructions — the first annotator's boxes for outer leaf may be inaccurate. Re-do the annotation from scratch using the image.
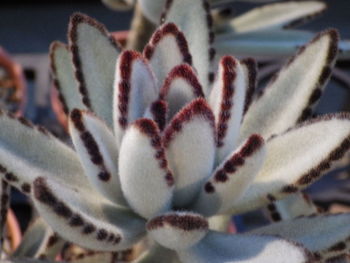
[251,213,350,257]
[230,1,326,33]
[49,41,85,116]
[143,23,193,90]
[12,218,52,258]
[192,134,265,216]
[231,113,350,214]
[0,180,9,254]
[162,0,215,94]
[160,64,204,119]
[215,29,314,59]
[267,193,319,222]
[33,176,146,251]
[147,212,209,250]
[240,29,338,140]
[0,111,84,193]
[163,98,216,207]
[113,51,158,145]
[209,56,246,163]
[177,230,312,263]
[69,109,126,206]
[119,119,174,219]
[69,13,121,127]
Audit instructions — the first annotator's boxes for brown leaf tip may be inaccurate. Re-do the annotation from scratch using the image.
[150,100,168,131]
[160,64,204,99]
[241,57,257,115]
[134,118,160,138]
[70,109,85,132]
[144,23,192,65]
[163,98,215,148]
[147,213,208,232]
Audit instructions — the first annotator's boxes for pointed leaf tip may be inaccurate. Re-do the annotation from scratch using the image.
[147,212,208,250]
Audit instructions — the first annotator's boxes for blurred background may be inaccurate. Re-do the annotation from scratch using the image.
[1,0,350,231]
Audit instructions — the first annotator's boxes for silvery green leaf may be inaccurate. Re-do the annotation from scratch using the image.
[119,119,174,219]
[192,134,265,216]
[143,23,193,91]
[147,212,209,250]
[267,193,318,222]
[0,180,9,254]
[163,99,216,208]
[102,0,135,10]
[113,51,158,145]
[215,30,314,59]
[49,41,85,116]
[32,176,146,251]
[231,113,350,215]
[160,64,204,120]
[0,111,84,193]
[209,56,246,163]
[134,244,180,263]
[68,13,121,127]
[230,1,326,33]
[12,218,52,258]
[251,213,350,259]
[139,0,167,24]
[68,109,127,207]
[240,29,338,140]
[163,0,214,94]
[177,230,312,263]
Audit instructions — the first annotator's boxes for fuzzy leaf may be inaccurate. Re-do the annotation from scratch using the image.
[230,1,326,33]
[231,113,350,214]
[134,244,180,263]
[69,109,126,206]
[163,0,214,94]
[163,98,216,207]
[192,134,265,216]
[177,230,311,263]
[12,218,52,258]
[102,0,135,10]
[251,213,350,256]
[160,64,204,119]
[147,212,209,250]
[240,29,338,140]
[139,0,167,24]
[267,193,318,222]
[113,51,158,145]
[209,56,246,163]
[119,119,174,219]
[143,23,193,90]
[33,176,146,251]
[215,29,314,59]
[0,111,84,193]
[208,215,231,232]
[0,180,9,254]
[49,41,85,116]
[69,13,121,127]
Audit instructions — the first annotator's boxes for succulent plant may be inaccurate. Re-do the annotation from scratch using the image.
[1,0,350,262]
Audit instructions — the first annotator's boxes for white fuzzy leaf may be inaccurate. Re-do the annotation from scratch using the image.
[113,50,158,145]
[69,13,121,127]
[209,56,246,163]
[139,0,167,24]
[251,213,350,256]
[240,29,338,140]
[49,41,85,115]
[160,64,204,119]
[163,98,216,207]
[0,111,84,193]
[268,193,318,222]
[147,212,209,250]
[143,23,193,90]
[231,1,326,33]
[192,134,265,216]
[12,218,52,258]
[163,0,214,94]
[231,113,350,214]
[33,176,146,251]
[177,230,311,263]
[119,118,174,219]
[215,29,314,59]
[69,109,126,206]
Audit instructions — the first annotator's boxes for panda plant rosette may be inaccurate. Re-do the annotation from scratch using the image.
[1,0,350,262]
